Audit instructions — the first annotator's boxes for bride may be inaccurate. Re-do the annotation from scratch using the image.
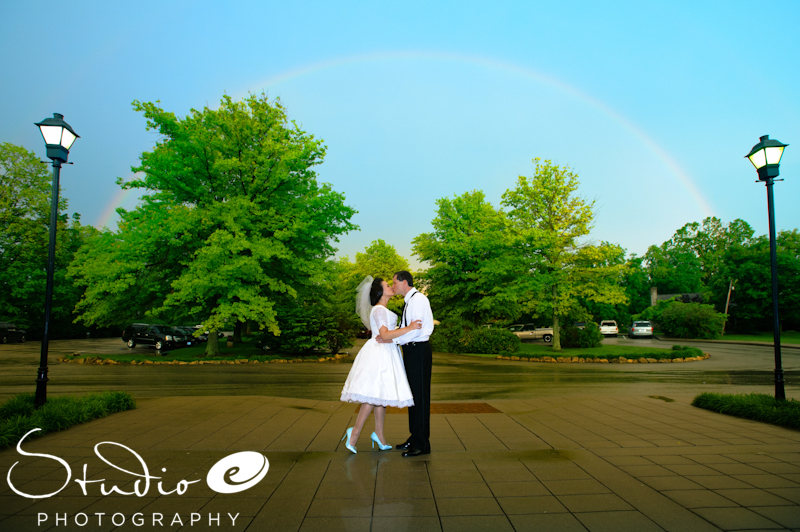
[339,276,420,453]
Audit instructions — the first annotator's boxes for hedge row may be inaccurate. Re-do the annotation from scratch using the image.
[0,392,135,449]
[498,346,708,363]
[693,393,800,431]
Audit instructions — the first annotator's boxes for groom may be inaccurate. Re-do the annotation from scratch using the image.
[382,270,434,457]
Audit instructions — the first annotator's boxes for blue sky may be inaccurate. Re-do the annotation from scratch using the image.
[2,1,798,267]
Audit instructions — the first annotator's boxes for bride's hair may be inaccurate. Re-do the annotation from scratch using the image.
[369,278,384,306]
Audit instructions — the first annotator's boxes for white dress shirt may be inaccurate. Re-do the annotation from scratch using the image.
[395,288,434,345]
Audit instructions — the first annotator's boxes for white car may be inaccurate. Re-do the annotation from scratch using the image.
[599,320,618,337]
[629,321,654,338]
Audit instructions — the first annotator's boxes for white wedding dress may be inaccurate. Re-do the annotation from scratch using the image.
[340,305,414,407]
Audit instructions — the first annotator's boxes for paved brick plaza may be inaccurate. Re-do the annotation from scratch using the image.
[2,388,799,531]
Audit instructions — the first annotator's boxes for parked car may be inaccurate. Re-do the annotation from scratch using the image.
[0,322,26,344]
[599,320,618,337]
[508,323,553,343]
[629,321,654,338]
[121,323,190,351]
[178,325,207,343]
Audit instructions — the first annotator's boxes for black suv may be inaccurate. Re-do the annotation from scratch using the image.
[121,323,190,351]
[0,322,26,344]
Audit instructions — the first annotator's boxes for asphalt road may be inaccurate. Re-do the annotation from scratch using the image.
[0,336,798,403]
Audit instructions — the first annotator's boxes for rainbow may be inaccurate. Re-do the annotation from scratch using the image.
[246,50,714,217]
[94,186,136,229]
[96,51,714,228]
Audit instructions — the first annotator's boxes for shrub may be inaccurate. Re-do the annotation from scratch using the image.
[635,298,675,324]
[430,318,475,353]
[693,393,800,431]
[561,322,603,348]
[430,320,520,354]
[672,345,704,358]
[0,392,136,449]
[260,305,354,355]
[464,327,520,354]
[658,302,726,339]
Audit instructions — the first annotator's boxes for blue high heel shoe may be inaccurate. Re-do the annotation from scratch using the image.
[341,427,357,454]
[370,432,391,451]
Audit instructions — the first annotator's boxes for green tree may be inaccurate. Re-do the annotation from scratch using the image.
[413,191,519,324]
[644,243,703,294]
[670,217,754,280]
[70,94,356,355]
[349,239,410,285]
[0,142,92,338]
[645,217,754,302]
[334,239,412,319]
[719,230,800,332]
[69,202,192,328]
[623,256,653,316]
[501,158,627,350]
[580,244,636,328]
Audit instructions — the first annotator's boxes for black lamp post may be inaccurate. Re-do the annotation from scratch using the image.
[745,134,788,401]
[34,113,79,408]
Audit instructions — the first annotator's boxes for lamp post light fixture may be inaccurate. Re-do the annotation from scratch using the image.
[746,134,788,401]
[34,113,79,408]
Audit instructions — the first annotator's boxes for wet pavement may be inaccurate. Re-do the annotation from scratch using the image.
[0,338,799,531]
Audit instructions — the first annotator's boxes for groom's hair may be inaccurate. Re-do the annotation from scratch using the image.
[394,270,413,287]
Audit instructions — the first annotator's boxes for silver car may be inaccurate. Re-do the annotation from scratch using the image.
[508,323,553,343]
[629,321,654,338]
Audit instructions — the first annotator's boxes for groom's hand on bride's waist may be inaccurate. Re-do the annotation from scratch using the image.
[375,335,393,344]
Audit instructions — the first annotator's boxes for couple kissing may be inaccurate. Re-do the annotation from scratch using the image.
[340,271,434,457]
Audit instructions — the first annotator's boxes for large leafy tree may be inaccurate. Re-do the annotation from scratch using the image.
[413,191,519,324]
[337,239,411,318]
[0,142,94,337]
[69,202,192,328]
[349,239,410,284]
[643,243,703,294]
[70,94,356,354]
[719,230,800,332]
[644,217,754,300]
[622,255,653,316]
[501,158,627,350]
[577,243,634,327]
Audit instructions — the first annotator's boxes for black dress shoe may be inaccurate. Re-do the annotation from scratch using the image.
[396,440,412,450]
[402,447,430,457]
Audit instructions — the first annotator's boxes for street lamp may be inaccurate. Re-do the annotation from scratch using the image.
[745,134,787,401]
[34,113,79,407]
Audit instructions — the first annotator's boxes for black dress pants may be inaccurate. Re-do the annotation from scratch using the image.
[402,341,432,451]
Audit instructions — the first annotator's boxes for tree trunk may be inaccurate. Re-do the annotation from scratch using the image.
[552,283,561,351]
[205,331,220,356]
[552,315,561,351]
[233,322,243,343]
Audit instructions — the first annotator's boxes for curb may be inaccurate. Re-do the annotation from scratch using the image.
[57,353,350,365]
[495,353,711,363]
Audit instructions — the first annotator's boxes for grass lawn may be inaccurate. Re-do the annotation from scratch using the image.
[458,343,705,361]
[516,343,671,357]
[718,330,800,344]
[63,338,342,364]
